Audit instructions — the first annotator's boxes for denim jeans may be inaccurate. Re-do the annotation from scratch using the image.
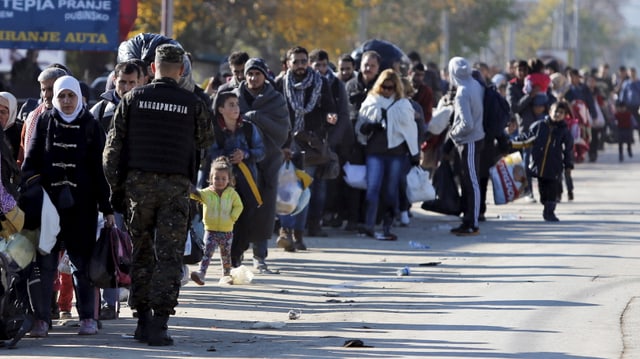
[364,154,405,229]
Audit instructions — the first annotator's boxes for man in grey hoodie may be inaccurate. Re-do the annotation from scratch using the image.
[447,56,485,235]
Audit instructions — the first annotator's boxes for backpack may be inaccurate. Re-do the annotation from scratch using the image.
[88,226,133,289]
[481,82,511,140]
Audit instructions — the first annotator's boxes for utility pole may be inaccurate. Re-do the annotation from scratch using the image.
[161,0,173,38]
[441,9,449,69]
[573,0,580,68]
[358,6,369,45]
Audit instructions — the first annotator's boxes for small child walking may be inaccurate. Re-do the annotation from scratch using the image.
[614,101,634,162]
[511,101,574,221]
[190,156,244,285]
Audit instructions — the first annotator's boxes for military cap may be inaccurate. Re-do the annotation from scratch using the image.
[155,44,185,64]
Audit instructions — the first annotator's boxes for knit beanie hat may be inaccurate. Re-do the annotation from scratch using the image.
[244,58,270,78]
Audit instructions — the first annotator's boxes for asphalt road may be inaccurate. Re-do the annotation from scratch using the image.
[7,145,640,359]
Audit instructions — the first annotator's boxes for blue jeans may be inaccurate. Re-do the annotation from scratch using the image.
[364,154,405,229]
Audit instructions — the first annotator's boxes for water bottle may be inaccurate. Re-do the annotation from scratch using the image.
[408,240,430,249]
[498,213,520,220]
[396,266,410,276]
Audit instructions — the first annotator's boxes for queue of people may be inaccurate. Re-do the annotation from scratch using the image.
[0,39,635,348]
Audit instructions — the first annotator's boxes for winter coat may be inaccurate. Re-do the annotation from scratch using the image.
[511,117,574,180]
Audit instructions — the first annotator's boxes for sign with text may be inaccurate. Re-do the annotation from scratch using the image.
[0,0,120,51]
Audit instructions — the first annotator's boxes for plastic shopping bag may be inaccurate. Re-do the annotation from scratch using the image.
[421,160,461,216]
[406,166,436,203]
[489,151,529,205]
[276,161,303,215]
[343,162,367,190]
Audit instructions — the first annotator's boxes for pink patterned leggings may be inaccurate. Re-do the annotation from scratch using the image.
[198,231,233,277]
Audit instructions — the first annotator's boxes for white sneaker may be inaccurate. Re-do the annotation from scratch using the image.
[400,211,410,226]
[525,195,537,203]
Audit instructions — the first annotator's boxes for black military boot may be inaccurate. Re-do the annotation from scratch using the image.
[133,309,152,342]
[147,314,174,346]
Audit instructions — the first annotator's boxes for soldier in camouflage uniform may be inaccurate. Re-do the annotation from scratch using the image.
[102,44,214,346]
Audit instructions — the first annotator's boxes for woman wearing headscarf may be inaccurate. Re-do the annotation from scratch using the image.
[0,91,20,160]
[22,75,115,337]
[355,69,419,240]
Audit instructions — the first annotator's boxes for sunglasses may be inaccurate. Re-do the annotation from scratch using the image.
[381,85,395,91]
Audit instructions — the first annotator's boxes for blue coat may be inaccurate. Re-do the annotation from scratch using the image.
[512,117,574,180]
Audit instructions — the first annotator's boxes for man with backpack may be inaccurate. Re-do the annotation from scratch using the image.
[473,67,511,221]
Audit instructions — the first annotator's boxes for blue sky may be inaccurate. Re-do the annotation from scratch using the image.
[622,0,640,27]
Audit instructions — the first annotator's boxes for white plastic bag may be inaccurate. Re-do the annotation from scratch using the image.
[343,162,367,190]
[428,104,452,135]
[230,265,254,285]
[276,161,303,215]
[406,166,436,203]
[291,187,311,216]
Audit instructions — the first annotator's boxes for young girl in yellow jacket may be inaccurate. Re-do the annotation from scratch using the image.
[190,156,244,285]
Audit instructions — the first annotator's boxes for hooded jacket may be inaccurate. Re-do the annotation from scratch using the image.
[511,117,574,180]
[447,57,485,145]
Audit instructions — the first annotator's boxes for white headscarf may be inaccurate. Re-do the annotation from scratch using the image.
[52,75,83,123]
[0,92,17,130]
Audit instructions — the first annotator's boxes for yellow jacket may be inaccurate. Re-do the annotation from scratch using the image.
[190,186,243,232]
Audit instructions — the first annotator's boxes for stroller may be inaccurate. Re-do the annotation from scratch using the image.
[0,235,37,349]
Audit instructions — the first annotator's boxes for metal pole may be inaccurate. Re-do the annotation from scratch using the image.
[574,0,580,68]
[161,0,173,38]
[358,6,369,44]
[441,9,449,69]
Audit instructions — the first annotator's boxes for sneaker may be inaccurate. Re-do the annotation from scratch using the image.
[99,305,116,320]
[276,229,295,251]
[253,257,268,271]
[60,311,72,319]
[78,318,98,335]
[525,195,537,203]
[190,271,205,286]
[450,224,479,236]
[29,320,49,337]
[218,275,233,285]
[399,211,410,226]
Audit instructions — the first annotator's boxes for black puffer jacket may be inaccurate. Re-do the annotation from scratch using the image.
[511,117,574,180]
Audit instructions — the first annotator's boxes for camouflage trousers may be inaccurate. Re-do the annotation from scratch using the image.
[125,170,190,315]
